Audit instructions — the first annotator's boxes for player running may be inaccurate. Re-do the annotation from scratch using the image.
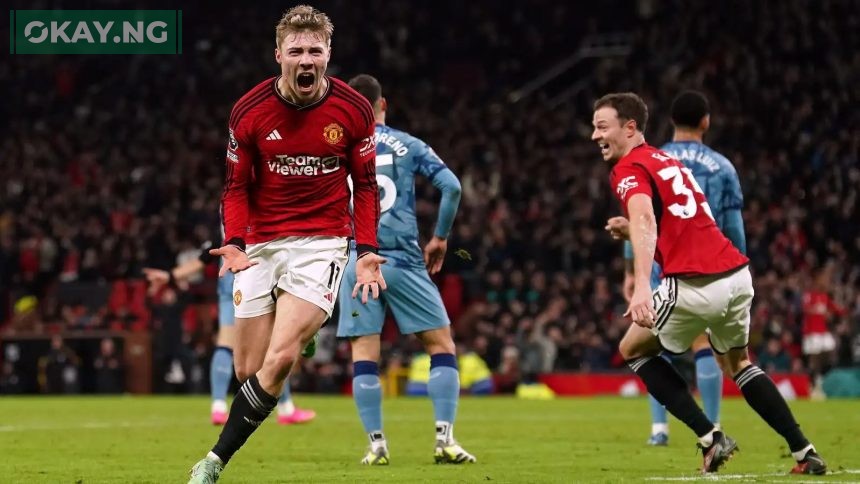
[613,91,745,446]
[187,6,386,483]
[595,92,826,475]
[338,74,475,466]
[143,240,316,426]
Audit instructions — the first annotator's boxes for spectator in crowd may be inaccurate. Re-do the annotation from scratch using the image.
[149,286,193,392]
[757,338,793,373]
[495,345,522,394]
[93,337,124,394]
[0,361,23,394]
[38,334,81,394]
[834,320,858,369]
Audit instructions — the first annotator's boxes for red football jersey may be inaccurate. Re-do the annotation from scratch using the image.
[610,143,748,278]
[222,76,379,250]
[801,291,845,335]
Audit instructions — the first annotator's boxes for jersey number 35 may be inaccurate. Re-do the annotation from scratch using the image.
[657,166,714,220]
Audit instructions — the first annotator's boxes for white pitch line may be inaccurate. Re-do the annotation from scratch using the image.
[646,469,860,481]
[646,474,776,481]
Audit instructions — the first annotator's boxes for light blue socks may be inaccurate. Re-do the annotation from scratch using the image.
[694,348,722,425]
[352,360,383,433]
[429,353,460,443]
[210,346,233,402]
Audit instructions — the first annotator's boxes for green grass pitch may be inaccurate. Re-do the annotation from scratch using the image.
[0,396,856,483]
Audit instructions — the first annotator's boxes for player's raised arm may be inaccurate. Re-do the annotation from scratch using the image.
[416,144,462,274]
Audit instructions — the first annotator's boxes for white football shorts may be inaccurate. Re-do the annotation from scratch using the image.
[232,236,349,318]
[652,266,754,354]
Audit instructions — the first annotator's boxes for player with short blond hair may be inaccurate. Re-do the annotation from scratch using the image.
[187,5,386,483]
[275,4,334,47]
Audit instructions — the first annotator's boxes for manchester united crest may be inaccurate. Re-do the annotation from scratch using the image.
[323,123,344,144]
[233,290,242,306]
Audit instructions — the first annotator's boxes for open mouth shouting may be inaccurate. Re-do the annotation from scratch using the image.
[296,72,316,95]
[599,142,610,157]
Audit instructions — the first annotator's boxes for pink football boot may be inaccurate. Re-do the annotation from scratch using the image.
[211,400,228,426]
[277,407,316,425]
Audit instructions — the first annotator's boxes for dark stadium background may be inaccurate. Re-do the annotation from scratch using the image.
[1,0,858,396]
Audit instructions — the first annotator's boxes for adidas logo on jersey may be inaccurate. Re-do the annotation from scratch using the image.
[265,129,283,140]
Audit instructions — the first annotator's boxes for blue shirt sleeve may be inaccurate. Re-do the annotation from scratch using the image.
[722,209,746,255]
[717,165,747,255]
[414,142,461,239]
[623,240,633,260]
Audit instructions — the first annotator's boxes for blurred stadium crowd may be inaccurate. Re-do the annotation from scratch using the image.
[1,0,858,393]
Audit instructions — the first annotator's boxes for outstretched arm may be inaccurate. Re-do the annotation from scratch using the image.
[143,258,206,287]
[143,241,219,291]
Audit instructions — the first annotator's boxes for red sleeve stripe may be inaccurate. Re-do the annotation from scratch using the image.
[229,89,271,129]
[332,84,374,127]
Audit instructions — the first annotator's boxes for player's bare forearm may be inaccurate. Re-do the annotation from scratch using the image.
[626,194,657,290]
[172,258,206,282]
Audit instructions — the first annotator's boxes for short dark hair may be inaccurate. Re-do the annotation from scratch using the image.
[348,74,382,105]
[670,90,709,129]
[593,92,648,133]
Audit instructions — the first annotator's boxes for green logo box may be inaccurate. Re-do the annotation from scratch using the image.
[10,10,181,54]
